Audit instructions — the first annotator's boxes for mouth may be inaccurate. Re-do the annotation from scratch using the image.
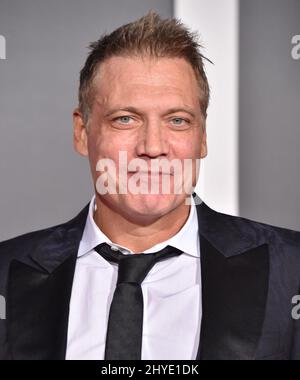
[128,170,174,176]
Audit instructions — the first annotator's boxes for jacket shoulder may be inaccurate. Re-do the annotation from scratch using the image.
[207,203,300,247]
[235,211,299,245]
[0,225,64,263]
[0,203,89,264]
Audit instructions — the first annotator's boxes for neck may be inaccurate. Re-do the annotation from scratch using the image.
[93,197,191,253]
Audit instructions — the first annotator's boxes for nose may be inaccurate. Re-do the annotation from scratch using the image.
[135,118,169,158]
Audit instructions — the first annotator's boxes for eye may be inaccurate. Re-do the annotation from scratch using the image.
[170,117,189,126]
[117,116,133,124]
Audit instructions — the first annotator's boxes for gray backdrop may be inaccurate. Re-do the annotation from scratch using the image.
[0,0,299,241]
[0,0,173,240]
[239,0,300,230]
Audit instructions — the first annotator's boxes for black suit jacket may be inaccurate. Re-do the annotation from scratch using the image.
[1,194,300,360]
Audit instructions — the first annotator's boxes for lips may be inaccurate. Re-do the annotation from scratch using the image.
[128,170,174,176]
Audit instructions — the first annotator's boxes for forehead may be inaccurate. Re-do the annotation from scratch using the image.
[92,56,199,105]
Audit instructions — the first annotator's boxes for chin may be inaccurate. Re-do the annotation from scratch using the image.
[122,193,184,220]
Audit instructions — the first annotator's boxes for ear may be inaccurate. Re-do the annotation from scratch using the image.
[73,108,88,157]
[200,122,208,159]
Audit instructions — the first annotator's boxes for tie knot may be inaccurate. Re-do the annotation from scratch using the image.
[95,243,183,285]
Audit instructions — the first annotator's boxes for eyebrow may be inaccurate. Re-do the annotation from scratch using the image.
[104,107,141,117]
[162,107,196,118]
[104,106,196,118]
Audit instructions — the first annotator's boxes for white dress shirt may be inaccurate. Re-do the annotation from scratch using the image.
[66,195,202,360]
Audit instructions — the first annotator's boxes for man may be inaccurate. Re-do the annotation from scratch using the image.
[0,12,300,360]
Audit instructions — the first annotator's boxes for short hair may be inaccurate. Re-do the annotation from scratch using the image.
[79,11,211,124]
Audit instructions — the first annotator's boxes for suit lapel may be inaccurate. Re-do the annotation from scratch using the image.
[197,235,269,360]
[7,204,89,360]
[194,196,270,360]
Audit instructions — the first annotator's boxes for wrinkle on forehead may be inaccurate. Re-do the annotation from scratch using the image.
[94,56,198,91]
[92,56,200,112]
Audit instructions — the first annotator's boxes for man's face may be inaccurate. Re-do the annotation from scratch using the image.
[74,56,207,223]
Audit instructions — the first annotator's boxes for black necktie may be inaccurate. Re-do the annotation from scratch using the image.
[94,242,183,360]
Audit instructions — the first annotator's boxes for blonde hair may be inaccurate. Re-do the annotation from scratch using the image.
[79,11,211,124]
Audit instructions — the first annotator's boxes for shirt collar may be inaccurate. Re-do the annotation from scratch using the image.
[78,195,200,258]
